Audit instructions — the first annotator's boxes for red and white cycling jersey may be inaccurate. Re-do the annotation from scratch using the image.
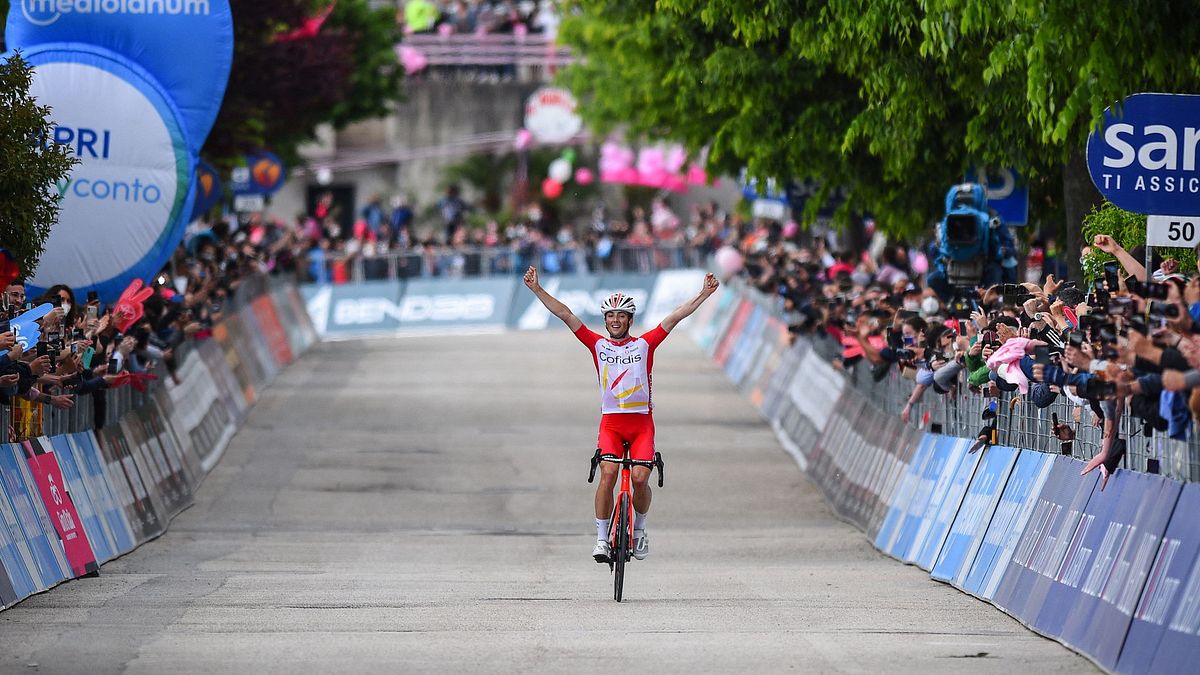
[574,324,669,415]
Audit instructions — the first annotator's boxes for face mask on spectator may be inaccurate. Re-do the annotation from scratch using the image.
[921,296,939,316]
[61,302,71,315]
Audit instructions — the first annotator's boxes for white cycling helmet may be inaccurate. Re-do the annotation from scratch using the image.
[600,292,636,316]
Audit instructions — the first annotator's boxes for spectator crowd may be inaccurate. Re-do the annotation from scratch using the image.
[0,218,309,436]
[729,217,1200,487]
[299,186,729,282]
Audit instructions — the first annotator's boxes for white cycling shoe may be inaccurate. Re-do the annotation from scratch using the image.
[592,539,611,563]
[633,530,649,560]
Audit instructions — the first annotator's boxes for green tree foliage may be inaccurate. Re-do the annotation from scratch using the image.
[204,0,402,167]
[0,52,79,277]
[559,0,1200,269]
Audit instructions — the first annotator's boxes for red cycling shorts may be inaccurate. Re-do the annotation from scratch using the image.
[597,413,655,462]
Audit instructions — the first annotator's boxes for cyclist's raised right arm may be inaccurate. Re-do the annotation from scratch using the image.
[524,266,583,332]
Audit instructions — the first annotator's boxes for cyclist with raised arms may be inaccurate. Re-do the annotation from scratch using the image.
[523,266,720,562]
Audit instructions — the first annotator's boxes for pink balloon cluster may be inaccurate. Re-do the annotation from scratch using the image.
[397,46,428,75]
[600,140,710,192]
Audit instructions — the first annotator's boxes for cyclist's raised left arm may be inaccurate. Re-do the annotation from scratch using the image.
[524,266,583,332]
[661,273,720,333]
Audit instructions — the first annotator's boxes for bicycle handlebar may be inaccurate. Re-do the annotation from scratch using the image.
[588,448,601,483]
[588,449,666,488]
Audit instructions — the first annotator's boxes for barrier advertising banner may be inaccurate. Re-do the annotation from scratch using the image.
[1056,469,1182,670]
[48,436,115,565]
[691,283,738,355]
[94,426,164,544]
[24,447,98,578]
[396,278,517,331]
[20,44,196,302]
[642,269,708,329]
[990,455,1097,622]
[0,560,16,609]
[931,445,1019,586]
[0,443,69,590]
[874,432,938,554]
[912,436,979,570]
[0,467,39,601]
[961,450,1055,600]
[1119,483,1200,674]
[66,432,136,560]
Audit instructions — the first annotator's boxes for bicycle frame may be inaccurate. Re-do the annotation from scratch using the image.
[588,444,664,602]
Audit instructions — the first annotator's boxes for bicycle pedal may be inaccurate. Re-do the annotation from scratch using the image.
[593,553,610,564]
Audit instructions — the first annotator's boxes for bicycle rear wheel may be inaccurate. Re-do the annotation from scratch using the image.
[613,494,628,602]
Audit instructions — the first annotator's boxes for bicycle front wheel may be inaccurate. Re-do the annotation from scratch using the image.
[614,494,628,602]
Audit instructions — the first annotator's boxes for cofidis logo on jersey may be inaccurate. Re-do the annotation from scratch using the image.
[21,0,212,26]
[20,44,194,303]
[1086,93,1200,216]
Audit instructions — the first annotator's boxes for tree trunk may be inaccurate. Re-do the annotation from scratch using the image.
[1062,147,1102,282]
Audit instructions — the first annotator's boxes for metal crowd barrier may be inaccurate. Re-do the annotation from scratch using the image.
[318,243,710,282]
[838,344,1200,483]
[2,273,288,443]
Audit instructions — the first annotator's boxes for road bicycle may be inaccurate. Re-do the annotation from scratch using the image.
[588,443,664,602]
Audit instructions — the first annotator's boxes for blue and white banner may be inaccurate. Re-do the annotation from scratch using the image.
[19,44,195,303]
[1119,483,1200,674]
[1085,93,1200,216]
[7,0,234,155]
[960,450,1054,600]
[47,436,116,564]
[931,444,1019,586]
[911,436,979,570]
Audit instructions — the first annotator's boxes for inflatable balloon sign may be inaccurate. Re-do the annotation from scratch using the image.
[574,167,594,185]
[6,0,234,156]
[17,44,196,304]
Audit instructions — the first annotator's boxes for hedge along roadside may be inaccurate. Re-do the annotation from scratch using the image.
[0,280,318,611]
[690,275,1195,674]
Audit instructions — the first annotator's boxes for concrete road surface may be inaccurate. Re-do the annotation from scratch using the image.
[0,330,1094,674]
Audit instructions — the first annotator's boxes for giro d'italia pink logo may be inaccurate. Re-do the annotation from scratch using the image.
[22,0,212,27]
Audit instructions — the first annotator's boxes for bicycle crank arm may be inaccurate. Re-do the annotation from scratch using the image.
[587,448,601,483]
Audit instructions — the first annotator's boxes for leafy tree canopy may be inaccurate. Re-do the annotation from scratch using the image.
[0,52,78,277]
[559,0,1200,249]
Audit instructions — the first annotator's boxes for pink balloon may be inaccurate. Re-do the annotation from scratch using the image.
[782,220,799,238]
[574,167,594,185]
[514,128,534,151]
[398,46,428,75]
[714,246,743,280]
[437,22,454,37]
[664,144,688,174]
[542,177,563,199]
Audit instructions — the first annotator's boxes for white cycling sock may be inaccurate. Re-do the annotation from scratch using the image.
[595,518,610,541]
[633,510,647,530]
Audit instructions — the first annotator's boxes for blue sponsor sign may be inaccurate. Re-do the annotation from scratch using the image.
[0,558,16,608]
[1085,93,1200,216]
[966,167,1029,225]
[189,159,223,221]
[0,469,39,601]
[18,44,197,303]
[0,444,68,591]
[725,307,765,383]
[931,444,1019,586]
[231,152,287,196]
[961,450,1054,600]
[991,455,1096,624]
[1121,483,1200,674]
[873,432,937,557]
[1055,470,1182,670]
[911,436,978,570]
[7,0,234,154]
[49,436,116,564]
[67,432,135,557]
